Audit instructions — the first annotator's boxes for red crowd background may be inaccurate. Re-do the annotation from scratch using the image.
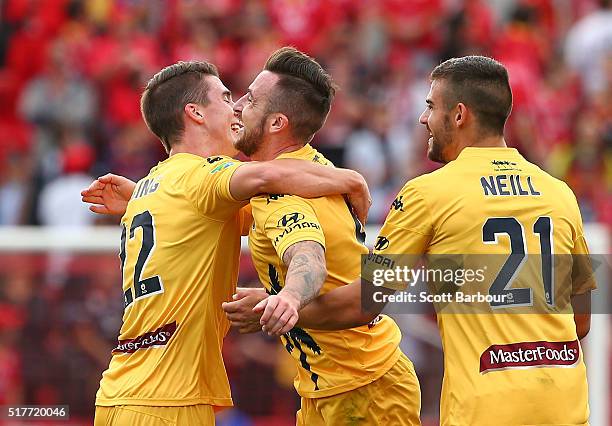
[0,0,610,424]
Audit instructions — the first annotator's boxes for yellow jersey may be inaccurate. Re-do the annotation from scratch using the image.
[374,147,594,425]
[248,144,402,399]
[96,153,246,408]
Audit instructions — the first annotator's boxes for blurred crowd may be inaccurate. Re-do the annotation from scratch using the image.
[0,0,611,424]
[0,0,611,226]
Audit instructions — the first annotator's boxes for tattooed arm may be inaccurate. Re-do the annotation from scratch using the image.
[253,241,327,336]
[281,241,327,309]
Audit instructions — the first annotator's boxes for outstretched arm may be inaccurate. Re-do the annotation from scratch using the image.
[296,278,388,330]
[222,279,389,333]
[83,160,371,224]
[229,159,371,225]
[253,241,327,336]
[80,174,136,215]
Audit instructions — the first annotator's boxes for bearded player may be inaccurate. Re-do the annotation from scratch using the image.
[84,60,371,425]
[248,56,595,425]
[222,47,421,425]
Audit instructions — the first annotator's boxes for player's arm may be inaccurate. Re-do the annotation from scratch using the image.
[296,277,385,330]
[222,278,385,332]
[229,159,371,225]
[80,173,136,214]
[571,291,591,340]
[570,234,595,340]
[299,181,432,330]
[568,194,597,340]
[222,283,372,333]
[222,287,269,333]
[254,241,327,336]
[240,205,253,236]
[83,160,371,224]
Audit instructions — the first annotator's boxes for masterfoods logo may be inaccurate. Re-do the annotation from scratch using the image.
[479,340,580,374]
[113,322,177,354]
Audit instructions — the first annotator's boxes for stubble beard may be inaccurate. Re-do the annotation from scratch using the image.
[427,114,453,164]
[235,118,265,157]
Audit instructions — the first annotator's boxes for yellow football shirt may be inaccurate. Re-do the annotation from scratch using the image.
[373,147,594,425]
[96,153,247,408]
[248,144,402,398]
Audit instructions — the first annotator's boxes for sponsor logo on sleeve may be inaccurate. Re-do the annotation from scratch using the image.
[273,212,321,246]
[374,236,390,251]
[391,196,405,212]
[277,212,305,227]
[479,340,580,374]
[210,162,234,174]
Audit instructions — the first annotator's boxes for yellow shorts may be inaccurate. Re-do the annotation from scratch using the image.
[94,404,215,426]
[296,353,421,426]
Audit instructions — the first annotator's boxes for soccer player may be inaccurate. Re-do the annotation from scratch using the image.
[86,60,371,426]
[222,47,421,426]
[273,56,595,425]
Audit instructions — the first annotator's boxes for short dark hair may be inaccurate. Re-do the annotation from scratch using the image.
[263,47,336,143]
[431,56,513,135]
[141,61,219,152]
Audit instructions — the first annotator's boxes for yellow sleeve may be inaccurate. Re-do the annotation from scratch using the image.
[256,196,326,260]
[239,205,253,236]
[571,227,597,295]
[374,182,434,256]
[566,189,597,295]
[184,156,247,220]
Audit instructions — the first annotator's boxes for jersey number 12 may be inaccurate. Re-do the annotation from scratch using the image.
[120,210,164,308]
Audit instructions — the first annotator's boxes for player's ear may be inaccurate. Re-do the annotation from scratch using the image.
[185,103,205,124]
[267,113,289,134]
[455,103,468,127]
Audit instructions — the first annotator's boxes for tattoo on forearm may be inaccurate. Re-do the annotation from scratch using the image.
[282,241,327,309]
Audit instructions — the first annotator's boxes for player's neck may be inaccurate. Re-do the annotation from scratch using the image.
[251,139,305,161]
[449,134,507,161]
[168,136,225,159]
[465,134,507,150]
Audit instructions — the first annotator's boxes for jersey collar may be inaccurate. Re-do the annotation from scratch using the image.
[275,143,315,160]
[456,147,522,160]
